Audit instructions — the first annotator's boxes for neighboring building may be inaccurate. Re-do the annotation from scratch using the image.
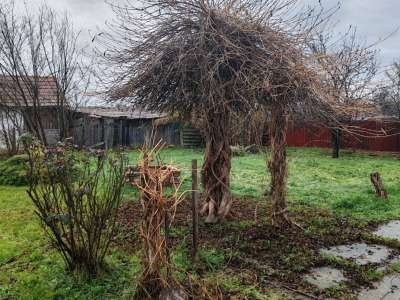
[0,76,62,144]
[0,75,204,149]
[73,107,203,148]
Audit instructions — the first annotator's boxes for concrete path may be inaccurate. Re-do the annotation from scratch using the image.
[304,220,400,299]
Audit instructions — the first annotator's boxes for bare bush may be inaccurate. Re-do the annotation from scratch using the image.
[22,136,126,277]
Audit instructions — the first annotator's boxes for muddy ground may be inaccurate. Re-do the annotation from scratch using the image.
[115,197,400,299]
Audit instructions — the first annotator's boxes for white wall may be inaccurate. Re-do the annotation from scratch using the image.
[0,110,23,149]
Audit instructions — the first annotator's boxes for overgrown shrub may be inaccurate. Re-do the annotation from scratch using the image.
[0,154,28,186]
[23,138,126,277]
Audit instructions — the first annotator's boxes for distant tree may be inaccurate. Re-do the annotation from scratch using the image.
[0,1,91,145]
[311,26,378,158]
[375,62,400,119]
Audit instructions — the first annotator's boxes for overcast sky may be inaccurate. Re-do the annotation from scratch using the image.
[20,0,400,67]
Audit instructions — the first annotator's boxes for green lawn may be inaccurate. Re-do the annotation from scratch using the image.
[128,147,400,220]
[0,147,399,299]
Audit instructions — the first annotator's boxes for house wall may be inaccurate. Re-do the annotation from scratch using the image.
[0,109,23,149]
[0,107,59,146]
[24,107,60,145]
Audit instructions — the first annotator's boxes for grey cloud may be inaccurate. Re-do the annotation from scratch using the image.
[21,0,400,65]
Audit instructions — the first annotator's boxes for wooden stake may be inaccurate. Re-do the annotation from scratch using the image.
[370,172,388,199]
[191,159,199,258]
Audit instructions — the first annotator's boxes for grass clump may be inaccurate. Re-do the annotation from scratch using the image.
[199,248,226,272]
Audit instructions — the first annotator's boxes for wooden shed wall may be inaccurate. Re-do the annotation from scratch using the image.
[72,116,190,148]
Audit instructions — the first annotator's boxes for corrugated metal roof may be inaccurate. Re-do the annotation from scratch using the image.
[76,107,165,120]
[0,76,59,107]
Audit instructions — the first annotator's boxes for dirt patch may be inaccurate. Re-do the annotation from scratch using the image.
[113,200,143,249]
[114,197,396,299]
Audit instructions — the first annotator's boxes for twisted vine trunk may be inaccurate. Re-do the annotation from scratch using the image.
[269,105,290,227]
[201,110,232,223]
[136,157,166,299]
[140,188,165,298]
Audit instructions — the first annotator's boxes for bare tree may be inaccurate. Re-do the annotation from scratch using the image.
[311,26,378,158]
[0,1,90,145]
[375,62,400,119]
[99,0,336,226]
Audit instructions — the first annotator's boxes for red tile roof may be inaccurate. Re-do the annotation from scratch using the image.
[0,76,59,107]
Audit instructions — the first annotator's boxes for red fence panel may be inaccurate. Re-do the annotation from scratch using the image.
[286,120,400,152]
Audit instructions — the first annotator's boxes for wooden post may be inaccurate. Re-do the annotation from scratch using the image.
[370,172,388,199]
[180,128,184,147]
[191,159,199,258]
[331,128,341,158]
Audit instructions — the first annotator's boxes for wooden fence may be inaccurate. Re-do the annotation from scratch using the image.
[286,120,400,152]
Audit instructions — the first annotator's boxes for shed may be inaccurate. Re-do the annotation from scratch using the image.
[73,107,203,148]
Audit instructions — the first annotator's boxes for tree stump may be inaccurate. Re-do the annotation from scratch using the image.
[370,172,388,199]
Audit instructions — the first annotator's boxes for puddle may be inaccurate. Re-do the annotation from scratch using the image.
[358,274,400,300]
[374,221,400,241]
[320,243,391,265]
[304,267,346,289]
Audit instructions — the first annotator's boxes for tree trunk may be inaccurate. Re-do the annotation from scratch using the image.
[10,128,17,155]
[200,110,232,223]
[331,128,341,158]
[269,105,290,227]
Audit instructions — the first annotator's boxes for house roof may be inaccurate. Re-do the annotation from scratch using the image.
[76,106,165,120]
[0,76,59,107]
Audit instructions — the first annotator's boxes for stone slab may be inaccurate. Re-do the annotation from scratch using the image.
[358,274,400,300]
[304,267,346,289]
[320,243,392,265]
[374,221,400,241]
